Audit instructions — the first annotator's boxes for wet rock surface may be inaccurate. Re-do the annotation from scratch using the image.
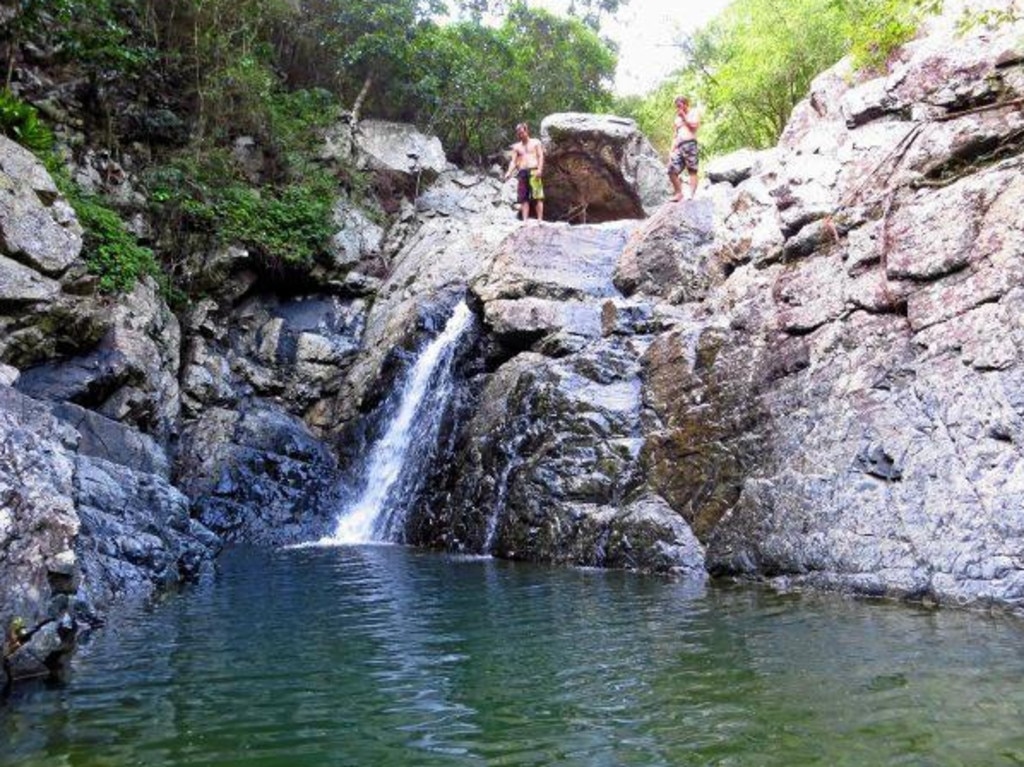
[0,386,218,688]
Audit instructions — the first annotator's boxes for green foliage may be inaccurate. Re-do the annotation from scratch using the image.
[624,0,941,159]
[32,152,161,295]
[1,0,158,79]
[145,147,335,274]
[279,0,444,113]
[503,4,616,118]
[218,176,336,267]
[52,0,157,73]
[409,4,616,162]
[410,23,517,161]
[956,4,1021,33]
[844,0,941,72]
[69,191,161,293]
[0,91,53,153]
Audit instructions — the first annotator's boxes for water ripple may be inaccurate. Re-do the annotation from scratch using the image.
[3,547,1024,766]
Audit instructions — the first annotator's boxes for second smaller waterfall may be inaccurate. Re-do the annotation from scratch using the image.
[322,300,473,545]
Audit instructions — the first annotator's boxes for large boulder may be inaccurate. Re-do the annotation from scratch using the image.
[16,278,183,444]
[0,135,82,277]
[176,404,340,546]
[354,119,448,180]
[0,135,109,369]
[540,113,670,223]
[0,386,219,690]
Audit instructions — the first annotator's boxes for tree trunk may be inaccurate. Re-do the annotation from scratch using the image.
[351,74,373,125]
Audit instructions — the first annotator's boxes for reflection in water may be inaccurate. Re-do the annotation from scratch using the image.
[3,547,1024,766]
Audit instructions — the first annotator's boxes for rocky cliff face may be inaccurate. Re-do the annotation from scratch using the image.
[394,8,1024,611]
[0,136,220,691]
[690,14,1024,608]
[2,0,1022,695]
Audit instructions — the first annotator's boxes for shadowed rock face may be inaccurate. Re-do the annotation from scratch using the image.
[0,386,219,689]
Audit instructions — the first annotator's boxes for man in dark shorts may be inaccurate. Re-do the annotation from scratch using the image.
[668,96,700,201]
[503,122,545,222]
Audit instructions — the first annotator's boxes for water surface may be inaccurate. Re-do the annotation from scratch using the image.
[3,546,1023,766]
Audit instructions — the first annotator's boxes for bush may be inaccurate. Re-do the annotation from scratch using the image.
[70,192,160,293]
[846,0,941,73]
[0,91,54,153]
[218,174,336,267]
[145,149,336,277]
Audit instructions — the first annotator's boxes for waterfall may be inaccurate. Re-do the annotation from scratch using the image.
[322,300,473,545]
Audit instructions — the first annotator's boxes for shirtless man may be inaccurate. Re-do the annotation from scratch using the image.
[668,96,700,202]
[504,122,545,222]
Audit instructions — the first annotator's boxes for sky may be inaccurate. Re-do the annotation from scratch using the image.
[444,0,734,97]
[597,0,732,95]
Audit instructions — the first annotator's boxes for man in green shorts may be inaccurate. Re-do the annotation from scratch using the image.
[504,122,545,222]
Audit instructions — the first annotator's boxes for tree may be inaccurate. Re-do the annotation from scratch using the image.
[502,3,616,119]
[624,0,941,158]
[453,0,628,30]
[407,4,616,163]
[409,22,519,162]
[277,0,444,120]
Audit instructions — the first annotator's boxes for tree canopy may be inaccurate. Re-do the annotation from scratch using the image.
[623,0,943,158]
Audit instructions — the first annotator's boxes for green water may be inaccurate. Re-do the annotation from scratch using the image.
[2,545,1023,766]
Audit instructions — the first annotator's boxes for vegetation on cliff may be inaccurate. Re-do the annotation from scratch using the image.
[625,0,947,157]
[1,0,1017,294]
[0,0,617,294]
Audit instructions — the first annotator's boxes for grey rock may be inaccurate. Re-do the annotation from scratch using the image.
[328,197,384,269]
[355,119,448,179]
[73,453,219,626]
[615,199,716,299]
[177,404,339,545]
[0,135,83,276]
[706,148,769,185]
[0,253,61,304]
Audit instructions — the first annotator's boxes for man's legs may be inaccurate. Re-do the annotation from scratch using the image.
[535,199,543,221]
[688,170,698,199]
[668,169,683,202]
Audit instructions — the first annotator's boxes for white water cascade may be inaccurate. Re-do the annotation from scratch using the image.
[321,300,473,545]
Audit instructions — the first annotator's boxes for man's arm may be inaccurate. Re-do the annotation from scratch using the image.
[533,139,544,176]
[504,147,517,180]
[670,115,683,151]
[683,108,700,132]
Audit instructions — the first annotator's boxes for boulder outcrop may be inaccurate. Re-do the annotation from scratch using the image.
[540,112,669,223]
